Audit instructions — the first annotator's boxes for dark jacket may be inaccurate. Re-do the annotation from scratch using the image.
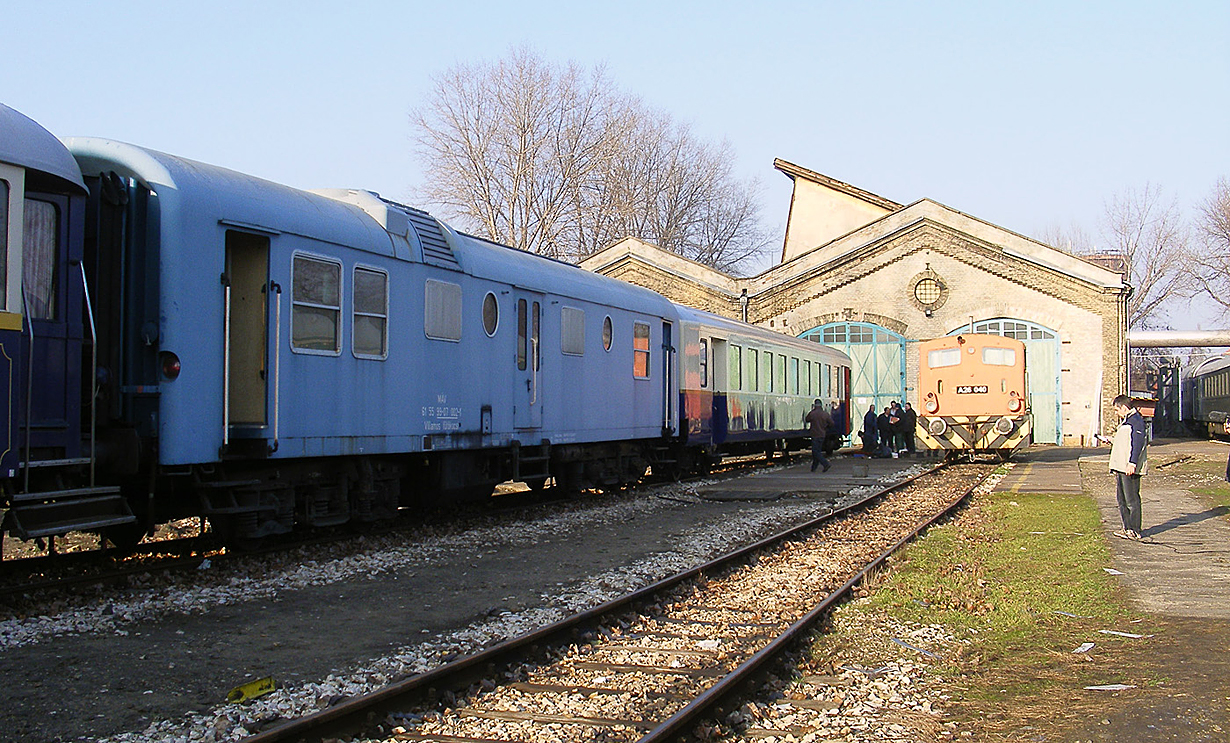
[804,406,833,440]
[902,407,918,431]
[862,409,878,447]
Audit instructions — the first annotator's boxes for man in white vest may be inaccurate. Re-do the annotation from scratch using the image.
[1108,395,1149,540]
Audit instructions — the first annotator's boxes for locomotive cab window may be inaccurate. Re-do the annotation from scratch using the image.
[602,315,613,351]
[424,279,462,342]
[982,347,1016,366]
[562,306,585,355]
[353,267,388,359]
[292,254,342,354]
[928,348,961,368]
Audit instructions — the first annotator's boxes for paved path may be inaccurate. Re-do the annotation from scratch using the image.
[1006,441,1230,619]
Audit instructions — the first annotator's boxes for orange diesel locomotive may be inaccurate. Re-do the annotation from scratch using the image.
[916,334,1031,457]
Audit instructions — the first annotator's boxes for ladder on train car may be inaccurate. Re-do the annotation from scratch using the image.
[2,459,135,542]
[2,266,136,548]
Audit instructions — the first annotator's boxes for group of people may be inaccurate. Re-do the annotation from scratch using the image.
[804,390,1161,544]
[859,401,917,457]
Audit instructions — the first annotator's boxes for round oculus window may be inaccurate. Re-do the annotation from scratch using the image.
[914,277,942,305]
[602,316,613,351]
[482,292,499,336]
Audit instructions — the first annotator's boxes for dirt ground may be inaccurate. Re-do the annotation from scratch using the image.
[953,614,1230,742]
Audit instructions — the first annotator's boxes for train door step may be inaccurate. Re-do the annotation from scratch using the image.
[20,457,93,470]
[2,488,135,541]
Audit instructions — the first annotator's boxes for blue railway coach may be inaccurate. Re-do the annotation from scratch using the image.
[64,138,691,539]
[1,102,852,548]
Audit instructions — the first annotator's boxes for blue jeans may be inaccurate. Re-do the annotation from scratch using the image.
[811,439,831,471]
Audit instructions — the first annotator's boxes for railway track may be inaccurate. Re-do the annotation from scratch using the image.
[242,461,993,743]
[0,450,813,602]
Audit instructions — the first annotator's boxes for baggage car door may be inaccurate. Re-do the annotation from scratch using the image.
[224,232,270,440]
[513,292,542,429]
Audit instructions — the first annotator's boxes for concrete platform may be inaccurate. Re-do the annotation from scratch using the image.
[997,442,1230,618]
[695,452,926,501]
[995,444,1090,494]
[1076,439,1230,620]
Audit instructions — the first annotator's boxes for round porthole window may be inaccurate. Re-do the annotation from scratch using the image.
[602,316,613,351]
[908,268,949,314]
[914,277,942,305]
[482,292,499,336]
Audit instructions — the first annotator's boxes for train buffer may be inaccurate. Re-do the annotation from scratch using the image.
[2,484,134,541]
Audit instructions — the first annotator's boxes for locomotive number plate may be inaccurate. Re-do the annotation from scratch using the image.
[956,385,989,394]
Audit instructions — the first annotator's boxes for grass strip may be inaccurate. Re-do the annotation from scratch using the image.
[810,475,1159,738]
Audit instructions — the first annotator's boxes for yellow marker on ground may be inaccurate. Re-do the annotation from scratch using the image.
[227,676,275,703]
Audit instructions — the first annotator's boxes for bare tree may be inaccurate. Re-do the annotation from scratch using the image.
[1042,185,1192,329]
[1193,177,1230,313]
[412,48,769,272]
[411,48,627,261]
[1035,222,1097,255]
[1102,184,1194,328]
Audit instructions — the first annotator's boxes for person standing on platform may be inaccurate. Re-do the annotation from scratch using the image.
[1223,417,1230,481]
[804,399,833,472]
[826,400,845,455]
[862,405,878,454]
[877,406,893,457]
[1109,394,1149,540]
[901,402,918,455]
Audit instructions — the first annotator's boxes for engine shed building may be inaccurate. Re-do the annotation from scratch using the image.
[580,158,1131,445]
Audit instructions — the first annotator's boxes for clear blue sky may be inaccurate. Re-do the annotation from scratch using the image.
[4,1,1227,320]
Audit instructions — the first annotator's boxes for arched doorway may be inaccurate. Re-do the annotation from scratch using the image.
[950,319,1062,444]
[801,322,906,417]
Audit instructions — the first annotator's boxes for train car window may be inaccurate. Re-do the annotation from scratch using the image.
[532,301,540,371]
[730,345,742,391]
[0,180,8,306]
[353,267,388,358]
[699,338,709,387]
[22,198,59,320]
[424,279,462,342]
[776,354,786,394]
[602,316,613,351]
[763,352,773,393]
[633,322,650,378]
[562,306,585,355]
[790,358,799,395]
[822,363,831,398]
[517,299,527,370]
[482,292,499,336]
[804,360,812,396]
[928,348,961,368]
[292,254,342,352]
[748,349,759,391]
[982,347,1016,366]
